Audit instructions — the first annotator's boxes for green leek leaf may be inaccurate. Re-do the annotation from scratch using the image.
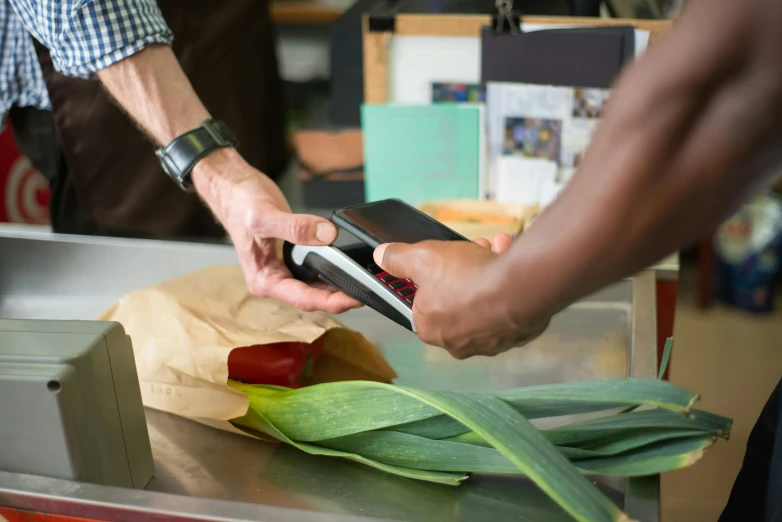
[393,388,626,522]
[319,425,715,477]
[232,399,467,486]
[228,377,727,522]
[575,435,715,476]
[395,378,698,439]
[230,378,697,443]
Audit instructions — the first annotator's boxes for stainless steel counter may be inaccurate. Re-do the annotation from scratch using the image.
[0,228,659,522]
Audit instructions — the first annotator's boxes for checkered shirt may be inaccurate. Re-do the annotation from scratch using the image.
[1,0,173,129]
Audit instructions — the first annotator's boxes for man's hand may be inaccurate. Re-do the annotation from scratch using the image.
[97,45,359,313]
[373,234,550,359]
[192,148,361,313]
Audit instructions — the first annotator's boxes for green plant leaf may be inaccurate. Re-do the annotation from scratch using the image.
[444,426,712,459]
[621,337,676,414]
[658,337,674,380]
[319,423,715,477]
[575,435,715,476]
[229,378,698,443]
[229,377,725,522]
[393,388,626,522]
[232,399,467,486]
[440,407,731,452]
[393,378,698,439]
[542,409,731,447]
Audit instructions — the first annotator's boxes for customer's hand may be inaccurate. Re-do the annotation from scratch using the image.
[193,149,361,313]
[472,233,514,254]
[374,234,551,359]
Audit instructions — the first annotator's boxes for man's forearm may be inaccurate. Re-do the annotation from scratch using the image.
[492,0,782,324]
[96,44,250,205]
[96,44,209,146]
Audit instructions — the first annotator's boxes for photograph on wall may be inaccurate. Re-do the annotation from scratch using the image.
[503,117,562,163]
[432,82,487,103]
[571,87,611,119]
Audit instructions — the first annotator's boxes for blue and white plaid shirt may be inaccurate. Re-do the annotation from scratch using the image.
[0,0,173,129]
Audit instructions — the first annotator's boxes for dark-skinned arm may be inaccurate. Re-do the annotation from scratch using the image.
[374,0,782,358]
[492,0,782,329]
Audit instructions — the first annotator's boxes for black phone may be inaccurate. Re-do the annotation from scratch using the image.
[331,199,469,247]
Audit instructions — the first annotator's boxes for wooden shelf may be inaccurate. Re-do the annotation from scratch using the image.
[270,1,345,24]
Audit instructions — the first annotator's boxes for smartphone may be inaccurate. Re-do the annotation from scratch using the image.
[332,199,468,248]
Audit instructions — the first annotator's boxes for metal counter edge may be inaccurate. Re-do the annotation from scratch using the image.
[0,470,396,522]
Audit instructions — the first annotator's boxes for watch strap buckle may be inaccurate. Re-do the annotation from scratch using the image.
[203,119,235,147]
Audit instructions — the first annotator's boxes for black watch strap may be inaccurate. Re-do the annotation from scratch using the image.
[155,119,238,192]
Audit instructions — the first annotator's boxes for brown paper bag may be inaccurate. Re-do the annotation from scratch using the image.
[98,265,397,435]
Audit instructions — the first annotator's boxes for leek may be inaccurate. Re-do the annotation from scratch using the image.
[230,377,731,522]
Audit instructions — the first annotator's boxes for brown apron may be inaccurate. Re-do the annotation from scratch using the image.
[34,0,288,239]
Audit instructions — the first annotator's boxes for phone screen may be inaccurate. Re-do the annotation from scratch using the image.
[334,199,467,247]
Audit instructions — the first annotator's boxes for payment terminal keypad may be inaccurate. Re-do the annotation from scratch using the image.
[366,263,417,305]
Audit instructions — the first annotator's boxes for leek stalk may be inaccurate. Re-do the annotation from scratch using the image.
[230,377,731,522]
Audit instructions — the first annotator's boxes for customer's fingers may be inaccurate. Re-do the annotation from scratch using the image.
[473,237,492,249]
[491,233,514,254]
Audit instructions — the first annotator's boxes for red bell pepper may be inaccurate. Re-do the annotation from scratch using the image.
[227,336,325,388]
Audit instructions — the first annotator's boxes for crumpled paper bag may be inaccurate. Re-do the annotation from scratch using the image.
[98,265,397,435]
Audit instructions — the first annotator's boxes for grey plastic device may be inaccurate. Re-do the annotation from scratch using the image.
[283,241,417,332]
[0,319,154,489]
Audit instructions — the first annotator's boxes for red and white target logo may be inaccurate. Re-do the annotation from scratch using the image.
[4,155,50,224]
[0,124,51,224]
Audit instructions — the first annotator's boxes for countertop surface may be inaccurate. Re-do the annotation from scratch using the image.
[0,229,660,522]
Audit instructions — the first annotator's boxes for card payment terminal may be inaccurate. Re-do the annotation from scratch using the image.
[283,199,468,332]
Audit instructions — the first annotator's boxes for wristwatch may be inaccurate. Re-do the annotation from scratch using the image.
[155,119,238,192]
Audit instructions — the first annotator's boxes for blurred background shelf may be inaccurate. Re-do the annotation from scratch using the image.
[271,0,345,24]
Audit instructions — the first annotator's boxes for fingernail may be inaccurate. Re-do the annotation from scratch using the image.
[316,222,336,243]
[374,243,389,265]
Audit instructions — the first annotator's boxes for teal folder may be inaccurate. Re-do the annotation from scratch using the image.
[361,104,482,207]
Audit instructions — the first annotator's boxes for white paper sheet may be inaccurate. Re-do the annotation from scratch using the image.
[495,157,558,206]
[388,36,481,104]
[634,30,651,57]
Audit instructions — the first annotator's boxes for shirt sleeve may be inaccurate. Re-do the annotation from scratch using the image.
[7,0,173,78]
